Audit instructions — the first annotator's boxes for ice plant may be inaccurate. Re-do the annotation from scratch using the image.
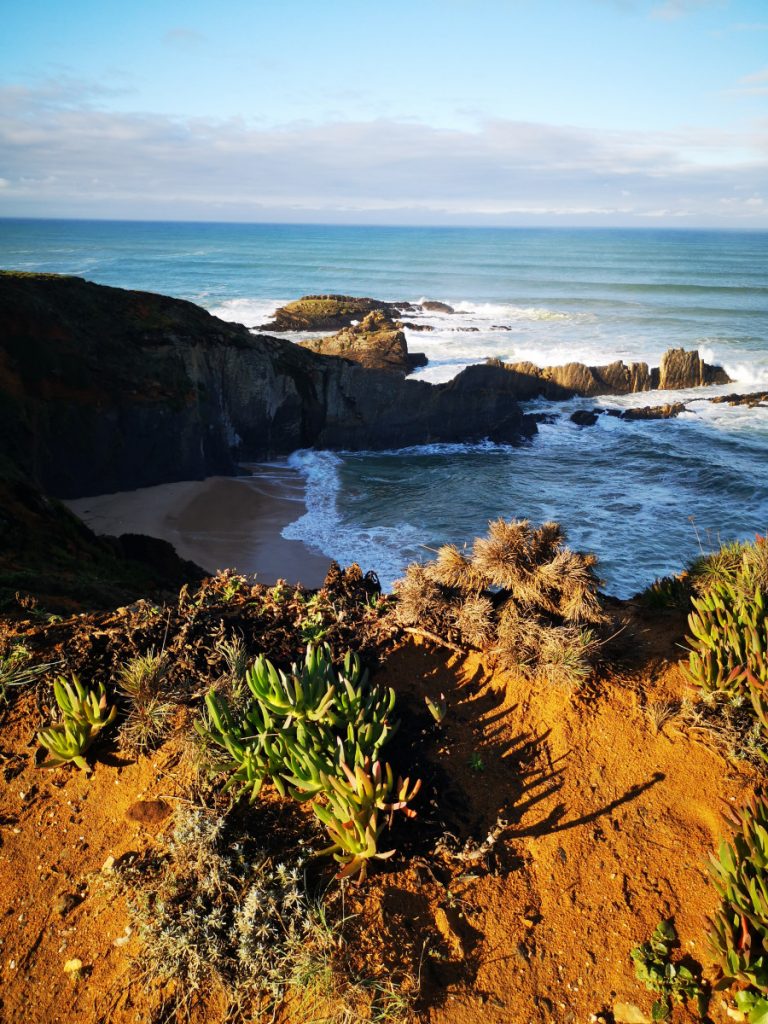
[37,676,116,772]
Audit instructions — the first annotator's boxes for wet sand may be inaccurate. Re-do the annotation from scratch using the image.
[65,465,331,589]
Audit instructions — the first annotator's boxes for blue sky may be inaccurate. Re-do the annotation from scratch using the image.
[0,0,766,225]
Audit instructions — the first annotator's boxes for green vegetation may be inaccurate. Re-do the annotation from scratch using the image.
[709,792,768,1023]
[196,643,419,880]
[117,650,176,754]
[683,536,768,759]
[37,675,116,771]
[631,919,707,1020]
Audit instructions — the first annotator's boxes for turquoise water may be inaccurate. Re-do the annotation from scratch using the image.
[2,218,767,595]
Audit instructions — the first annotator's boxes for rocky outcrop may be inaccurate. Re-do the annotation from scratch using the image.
[493,349,729,401]
[708,391,768,408]
[658,348,730,390]
[260,294,416,332]
[298,310,427,375]
[0,274,534,500]
[570,402,687,427]
[421,300,455,313]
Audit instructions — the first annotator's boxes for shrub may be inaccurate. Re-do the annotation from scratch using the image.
[631,918,707,1019]
[709,791,768,1022]
[393,517,606,685]
[118,650,175,754]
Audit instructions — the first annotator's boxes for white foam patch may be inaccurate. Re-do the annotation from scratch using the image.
[204,297,288,328]
[282,450,427,589]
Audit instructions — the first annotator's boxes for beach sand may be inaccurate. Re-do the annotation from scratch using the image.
[65,465,331,589]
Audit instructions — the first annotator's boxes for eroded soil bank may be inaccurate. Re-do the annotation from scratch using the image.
[0,588,757,1024]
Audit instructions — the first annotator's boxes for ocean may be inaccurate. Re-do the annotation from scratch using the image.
[2,218,767,597]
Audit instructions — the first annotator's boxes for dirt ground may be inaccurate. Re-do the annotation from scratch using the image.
[0,599,760,1024]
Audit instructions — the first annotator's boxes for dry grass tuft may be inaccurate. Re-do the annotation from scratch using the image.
[425,544,488,593]
[453,595,495,648]
[393,563,451,631]
[118,650,176,754]
[392,516,608,685]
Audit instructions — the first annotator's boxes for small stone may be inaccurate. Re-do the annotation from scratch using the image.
[54,893,79,917]
[101,855,115,874]
[726,1009,747,1022]
[613,1002,650,1024]
[125,799,172,825]
[63,958,83,975]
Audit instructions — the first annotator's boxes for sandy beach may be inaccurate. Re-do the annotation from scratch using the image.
[65,465,332,589]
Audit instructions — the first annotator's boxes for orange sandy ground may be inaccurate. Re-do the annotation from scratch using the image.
[0,616,759,1024]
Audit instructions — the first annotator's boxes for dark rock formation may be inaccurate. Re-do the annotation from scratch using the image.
[570,401,688,428]
[421,300,455,314]
[709,391,768,408]
[570,410,600,427]
[621,402,687,421]
[298,310,427,375]
[492,349,729,401]
[260,294,415,332]
[0,273,534,501]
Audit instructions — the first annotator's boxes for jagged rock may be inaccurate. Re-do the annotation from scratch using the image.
[400,321,434,332]
[260,294,415,332]
[709,391,768,407]
[658,347,730,390]
[421,300,455,313]
[298,309,426,375]
[570,410,600,427]
[496,349,728,401]
[622,402,687,421]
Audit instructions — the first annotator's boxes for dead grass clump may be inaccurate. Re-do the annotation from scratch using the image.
[393,563,452,631]
[453,595,495,648]
[424,544,488,593]
[393,517,608,685]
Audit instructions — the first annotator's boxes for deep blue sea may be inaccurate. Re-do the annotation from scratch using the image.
[2,218,767,596]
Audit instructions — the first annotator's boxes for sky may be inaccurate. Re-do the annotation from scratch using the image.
[0,0,766,226]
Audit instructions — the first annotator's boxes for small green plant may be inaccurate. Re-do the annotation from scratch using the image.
[631,919,707,1020]
[424,693,447,725]
[311,759,420,881]
[468,752,485,773]
[709,792,768,1022]
[0,644,56,706]
[37,676,116,771]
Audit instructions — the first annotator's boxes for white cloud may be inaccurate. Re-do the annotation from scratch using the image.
[0,79,765,226]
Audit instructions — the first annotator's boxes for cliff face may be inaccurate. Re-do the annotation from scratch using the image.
[0,274,534,499]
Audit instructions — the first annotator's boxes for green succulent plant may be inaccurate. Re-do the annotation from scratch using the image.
[631,919,707,1020]
[196,644,419,878]
[311,758,421,881]
[709,792,768,1019]
[684,579,768,699]
[37,676,116,772]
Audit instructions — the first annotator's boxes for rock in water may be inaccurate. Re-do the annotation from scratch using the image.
[298,310,427,375]
[658,347,730,389]
[260,294,414,332]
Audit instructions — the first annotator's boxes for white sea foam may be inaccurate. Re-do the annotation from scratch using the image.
[205,297,286,328]
[282,450,427,589]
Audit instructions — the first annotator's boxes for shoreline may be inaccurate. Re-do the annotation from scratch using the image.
[64,465,331,590]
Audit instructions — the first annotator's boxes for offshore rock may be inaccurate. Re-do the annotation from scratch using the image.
[421,300,455,313]
[0,273,533,500]
[298,310,427,375]
[260,294,415,332]
[658,347,731,390]
[493,349,729,400]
